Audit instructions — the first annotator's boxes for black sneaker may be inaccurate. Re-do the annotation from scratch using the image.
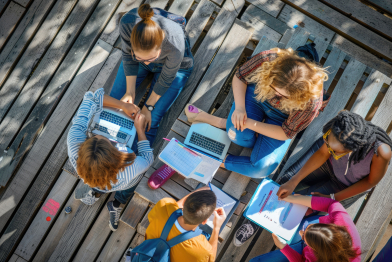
[107,201,123,231]
[233,219,259,247]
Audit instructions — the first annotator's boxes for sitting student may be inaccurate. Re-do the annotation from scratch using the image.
[67,88,153,231]
[145,187,226,262]
[183,46,329,179]
[249,194,361,262]
[234,110,392,246]
[113,3,193,155]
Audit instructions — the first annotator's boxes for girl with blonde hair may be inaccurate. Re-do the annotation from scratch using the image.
[185,46,329,179]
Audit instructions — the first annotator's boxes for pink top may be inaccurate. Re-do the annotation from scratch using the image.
[280,197,361,262]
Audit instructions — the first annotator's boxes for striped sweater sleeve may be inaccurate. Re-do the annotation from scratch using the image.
[67,88,104,171]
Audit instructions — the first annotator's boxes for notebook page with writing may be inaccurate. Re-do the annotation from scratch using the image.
[159,138,202,177]
[206,183,237,228]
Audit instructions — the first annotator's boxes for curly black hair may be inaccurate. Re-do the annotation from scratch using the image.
[323,110,392,167]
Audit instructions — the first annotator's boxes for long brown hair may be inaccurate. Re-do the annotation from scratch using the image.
[305,223,360,262]
[246,48,328,113]
[77,137,136,190]
[131,4,165,51]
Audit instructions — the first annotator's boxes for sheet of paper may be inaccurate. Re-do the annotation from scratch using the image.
[246,179,308,241]
[189,152,221,184]
[206,183,237,228]
[159,139,202,177]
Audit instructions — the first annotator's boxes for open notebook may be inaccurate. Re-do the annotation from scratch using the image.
[245,178,308,243]
[159,138,221,184]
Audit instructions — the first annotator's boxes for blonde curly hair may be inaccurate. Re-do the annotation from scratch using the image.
[245,48,328,113]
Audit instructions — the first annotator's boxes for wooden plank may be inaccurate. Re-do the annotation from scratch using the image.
[0,0,96,123]
[187,20,254,115]
[283,0,392,61]
[0,2,25,48]
[137,205,154,236]
[0,0,9,15]
[331,35,392,78]
[120,194,150,229]
[368,0,392,15]
[278,4,335,43]
[14,0,31,6]
[0,0,120,185]
[14,171,78,261]
[185,0,216,49]
[144,0,168,9]
[351,70,390,117]
[72,194,117,262]
[152,0,246,156]
[323,0,392,40]
[0,41,113,234]
[135,177,172,204]
[242,4,289,35]
[284,25,310,50]
[321,46,347,91]
[278,59,367,177]
[245,229,275,262]
[33,180,84,262]
[168,0,193,16]
[0,124,71,260]
[47,194,110,262]
[239,180,258,204]
[310,35,331,58]
[253,35,279,55]
[118,232,145,262]
[8,254,27,262]
[96,225,136,262]
[0,0,56,87]
[346,194,367,221]
[247,0,285,17]
[100,0,144,46]
[240,5,283,42]
[31,181,84,262]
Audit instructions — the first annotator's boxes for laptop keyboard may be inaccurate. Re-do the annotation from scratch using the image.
[189,132,225,155]
[100,111,134,130]
[94,124,128,140]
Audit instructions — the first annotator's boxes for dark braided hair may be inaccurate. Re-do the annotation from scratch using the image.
[323,110,392,167]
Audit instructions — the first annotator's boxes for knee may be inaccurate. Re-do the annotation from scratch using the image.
[247,158,279,179]
[226,126,256,148]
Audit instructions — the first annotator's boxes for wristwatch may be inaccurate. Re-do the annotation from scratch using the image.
[145,104,155,111]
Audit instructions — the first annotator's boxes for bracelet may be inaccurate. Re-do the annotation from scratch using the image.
[330,193,335,200]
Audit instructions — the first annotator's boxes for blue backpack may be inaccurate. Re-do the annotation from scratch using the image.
[125,209,202,262]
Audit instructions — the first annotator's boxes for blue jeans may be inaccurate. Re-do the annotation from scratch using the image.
[250,216,321,262]
[110,43,193,152]
[224,84,291,178]
[93,182,138,205]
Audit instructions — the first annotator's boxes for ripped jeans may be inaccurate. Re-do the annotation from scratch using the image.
[224,84,291,178]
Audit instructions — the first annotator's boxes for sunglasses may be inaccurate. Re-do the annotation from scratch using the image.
[130,49,161,62]
[270,85,289,99]
[323,129,349,160]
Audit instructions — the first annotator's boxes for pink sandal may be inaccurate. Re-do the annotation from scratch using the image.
[148,164,176,190]
[184,104,204,123]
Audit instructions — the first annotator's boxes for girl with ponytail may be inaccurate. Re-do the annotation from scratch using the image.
[111,3,193,152]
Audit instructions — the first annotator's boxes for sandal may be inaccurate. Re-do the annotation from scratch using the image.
[185,104,204,123]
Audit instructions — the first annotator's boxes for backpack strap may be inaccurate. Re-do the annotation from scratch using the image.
[160,209,182,241]
[167,227,202,248]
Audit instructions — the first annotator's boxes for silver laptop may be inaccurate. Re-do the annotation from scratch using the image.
[88,107,136,147]
[184,123,231,161]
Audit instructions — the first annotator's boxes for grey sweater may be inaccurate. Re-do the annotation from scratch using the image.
[119,8,193,96]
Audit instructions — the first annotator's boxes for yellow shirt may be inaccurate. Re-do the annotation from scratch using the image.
[145,198,215,262]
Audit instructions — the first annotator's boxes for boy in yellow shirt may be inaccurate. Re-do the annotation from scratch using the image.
[145,187,226,262]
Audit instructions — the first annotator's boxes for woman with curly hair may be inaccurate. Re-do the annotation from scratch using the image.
[235,110,392,246]
[67,88,153,231]
[184,46,329,178]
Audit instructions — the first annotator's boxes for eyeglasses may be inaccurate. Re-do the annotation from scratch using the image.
[270,85,289,99]
[130,49,161,62]
[323,129,349,160]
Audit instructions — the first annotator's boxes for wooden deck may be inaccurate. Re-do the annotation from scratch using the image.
[0,0,392,261]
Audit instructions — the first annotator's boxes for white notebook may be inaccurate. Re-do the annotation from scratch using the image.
[159,138,221,184]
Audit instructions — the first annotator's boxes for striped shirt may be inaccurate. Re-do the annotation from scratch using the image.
[235,50,329,139]
[67,88,153,193]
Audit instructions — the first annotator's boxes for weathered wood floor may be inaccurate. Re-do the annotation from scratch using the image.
[0,0,392,261]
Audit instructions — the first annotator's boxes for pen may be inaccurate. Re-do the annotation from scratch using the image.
[174,140,199,157]
[162,137,171,142]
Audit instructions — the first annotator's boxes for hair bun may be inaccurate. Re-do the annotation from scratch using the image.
[138,4,154,20]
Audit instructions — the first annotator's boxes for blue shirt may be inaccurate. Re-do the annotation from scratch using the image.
[67,88,153,192]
